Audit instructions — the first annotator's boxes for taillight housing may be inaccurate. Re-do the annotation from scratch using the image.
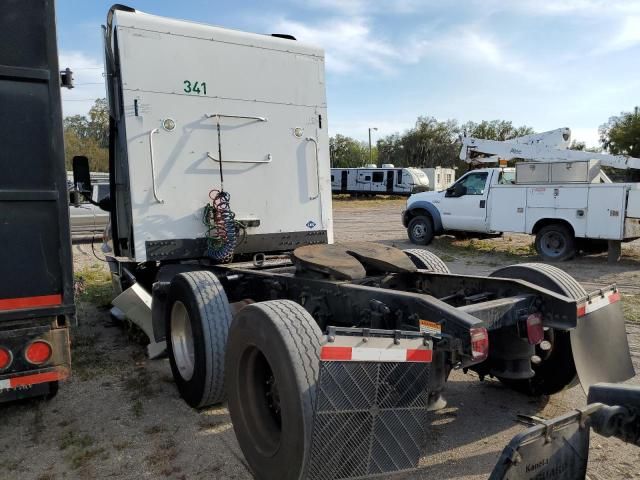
[25,341,52,365]
[0,347,12,370]
[470,327,489,363]
[526,313,544,345]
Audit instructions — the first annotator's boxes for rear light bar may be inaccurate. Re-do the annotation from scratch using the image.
[0,347,12,370]
[470,327,489,363]
[526,313,544,345]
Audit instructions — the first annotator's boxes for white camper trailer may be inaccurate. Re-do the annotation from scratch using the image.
[421,167,456,191]
[331,167,429,196]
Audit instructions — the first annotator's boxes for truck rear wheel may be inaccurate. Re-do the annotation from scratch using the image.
[407,215,434,245]
[534,224,576,261]
[403,248,450,273]
[490,263,586,396]
[166,271,232,408]
[226,300,322,480]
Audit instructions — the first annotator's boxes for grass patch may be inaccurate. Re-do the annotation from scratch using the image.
[433,236,537,259]
[75,264,112,307]
[332,195,406,208]
[622,294,640,323]
[66,446,108,470]
[59,431,94,451]
[131,399,144,418]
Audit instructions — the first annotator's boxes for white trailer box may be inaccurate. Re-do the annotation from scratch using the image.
[422,167,456,191]
[107,10,332,262]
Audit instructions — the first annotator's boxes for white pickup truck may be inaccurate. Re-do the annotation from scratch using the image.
[403,165,640,261]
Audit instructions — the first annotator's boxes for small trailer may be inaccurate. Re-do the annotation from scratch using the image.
[87,6,635,479]
[404,129,640,261]
[0,0,74,402]
[421,166,456,191]
[331,166,429,195]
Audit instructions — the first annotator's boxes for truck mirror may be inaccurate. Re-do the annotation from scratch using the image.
[72,156,92,194]
[446,183,466,198]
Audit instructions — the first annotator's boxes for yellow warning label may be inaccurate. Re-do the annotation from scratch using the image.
[419,320,441,334]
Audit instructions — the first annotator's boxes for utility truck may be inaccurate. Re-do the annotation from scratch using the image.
[404,128,640,261]
[84,6,635,479]
[0,0,74,402]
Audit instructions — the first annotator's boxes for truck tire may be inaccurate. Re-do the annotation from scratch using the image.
[490,263,586,396]
[226,300,322,480]
[534,224,576,261]
[165,271,232,408]
[403,248,450,273]
[407,215,434,245]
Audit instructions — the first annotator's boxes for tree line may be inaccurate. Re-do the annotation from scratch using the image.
[63,99,640,172]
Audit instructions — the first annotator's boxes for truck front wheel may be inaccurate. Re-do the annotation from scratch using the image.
[407,215,434,245]
[166,271,232,408]
[226,300,322,480]
[534,224,576,261]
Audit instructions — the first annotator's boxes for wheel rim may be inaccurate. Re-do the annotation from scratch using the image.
[238,346,282,457]
[539,231,566,257]
[171,301,196,381]
[411,222,426,240]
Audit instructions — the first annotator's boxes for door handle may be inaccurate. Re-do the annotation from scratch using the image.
[148,128,164,204]
[306,137,321,201]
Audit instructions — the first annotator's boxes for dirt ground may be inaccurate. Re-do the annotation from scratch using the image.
[2,197,640,480]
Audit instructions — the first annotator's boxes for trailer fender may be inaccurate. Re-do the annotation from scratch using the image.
[403,201,443,232]
[571,290,635,392]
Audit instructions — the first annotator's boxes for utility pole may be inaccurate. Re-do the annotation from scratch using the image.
[368,127,377,165]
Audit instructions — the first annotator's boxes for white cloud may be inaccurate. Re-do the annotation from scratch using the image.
[594,15,640,54]
[59,51,106,117]
[273,17,400,74]
[569,127,600,148]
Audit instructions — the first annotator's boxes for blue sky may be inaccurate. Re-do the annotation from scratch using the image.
[58,0,640,147]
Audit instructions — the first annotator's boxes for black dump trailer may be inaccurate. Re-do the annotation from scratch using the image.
[0,0,73,402]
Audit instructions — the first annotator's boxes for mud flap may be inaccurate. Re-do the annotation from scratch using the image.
[489,406,596,480]
[571,289,635,392]
[306,329,433,480]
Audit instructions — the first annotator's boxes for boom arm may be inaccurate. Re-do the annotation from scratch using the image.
[460,128,640,171]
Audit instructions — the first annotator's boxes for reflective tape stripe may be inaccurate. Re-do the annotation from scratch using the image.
[0,369,67,390]
[0,294,62,312]
[320,346,432,363]
[577,290,621,317]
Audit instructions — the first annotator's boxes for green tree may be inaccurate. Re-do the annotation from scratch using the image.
[329,134,371,167]
[461,119,534,141]
[599,107,640,157]
[63,98,109,171]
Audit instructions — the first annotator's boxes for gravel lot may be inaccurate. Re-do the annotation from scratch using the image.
[2,197,639,480]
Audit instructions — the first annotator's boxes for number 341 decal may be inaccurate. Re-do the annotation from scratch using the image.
[183,80,207,95]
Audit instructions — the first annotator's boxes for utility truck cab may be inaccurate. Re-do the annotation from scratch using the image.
[404,167,514,239]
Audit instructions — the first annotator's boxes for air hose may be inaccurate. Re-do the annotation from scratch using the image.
[203,189,237,263]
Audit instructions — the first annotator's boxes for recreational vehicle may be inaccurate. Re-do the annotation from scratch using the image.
[331,167,429,195]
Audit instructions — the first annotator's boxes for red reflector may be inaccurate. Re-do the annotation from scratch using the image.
[406,349,432,363]
[0,347,12,370]
[25,341,52,365]
[470,327,489,362]
[0,293,62,312]
[320,346,352,361]
[577,304,586,317]
[526,313,544,345]
[609,292,621,304]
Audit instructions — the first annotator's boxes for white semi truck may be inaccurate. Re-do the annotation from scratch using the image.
[76,6,635,479]
[404,128,640,261]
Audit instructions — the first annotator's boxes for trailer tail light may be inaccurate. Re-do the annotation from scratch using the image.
[25,341,52,365]
[526,313,544,345]
[470,327,489,362]
[0,347,12,370]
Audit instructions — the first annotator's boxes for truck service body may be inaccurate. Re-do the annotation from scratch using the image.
[0,0,73,402]
[88,6,635,479]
